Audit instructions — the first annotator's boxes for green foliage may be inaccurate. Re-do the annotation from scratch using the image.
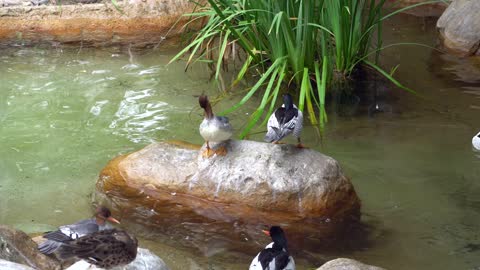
[171,0,441,137]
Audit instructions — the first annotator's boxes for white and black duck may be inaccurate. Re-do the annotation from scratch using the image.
[473,131,480,151]
[38,206,120,255]
[199,95,233,157]
[249,226,295,270]
[264,94,304,148]
[59,228,138,270]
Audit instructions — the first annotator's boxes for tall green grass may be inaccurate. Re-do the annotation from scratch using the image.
[171,0,442,137]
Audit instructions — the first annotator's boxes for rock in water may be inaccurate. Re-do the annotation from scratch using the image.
[437,0,480,56]
[94,140,360,226]
[316,258,386,270]
[0,225,61,270]
[65,248,170,270]
[0,259,36,270]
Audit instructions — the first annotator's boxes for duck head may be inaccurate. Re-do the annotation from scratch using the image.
[199,95,214,119]
[262,226,288,251]
[282,94,294,110]
[95,206,120,226]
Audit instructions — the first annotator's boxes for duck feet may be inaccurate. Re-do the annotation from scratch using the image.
[202,145,228,157]
[202,147,215,158]
[214,145,228,156]
[296,143,307,149]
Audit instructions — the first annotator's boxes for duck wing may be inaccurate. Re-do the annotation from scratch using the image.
[39,219,99,254]
[265,107,300,142]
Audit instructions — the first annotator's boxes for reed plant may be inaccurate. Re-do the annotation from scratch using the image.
[171,0,442,137]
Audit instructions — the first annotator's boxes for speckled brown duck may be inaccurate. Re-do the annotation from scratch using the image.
[57,228,138,269]
[38,206,120,255]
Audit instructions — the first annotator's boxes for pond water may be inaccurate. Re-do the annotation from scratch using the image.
[1,13,479,270]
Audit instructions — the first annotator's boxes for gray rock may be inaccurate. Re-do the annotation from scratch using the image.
[0,259,36,270]
[65,248,170,270]
[0,225,61,270]
[437,0,480,56]
[95,140,360,224]
[1,0,23,7]
[317,258,386,270]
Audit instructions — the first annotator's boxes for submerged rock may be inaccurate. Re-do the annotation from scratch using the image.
[95,140,360,225]
[0,225,61,270]
[437,0,480,56]
[317,258,386,270]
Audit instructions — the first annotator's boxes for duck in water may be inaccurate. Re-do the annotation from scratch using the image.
[59,229,138,269]
[264,94,304,148]
[198,95,233,157]
[473,131,480,151]
[249,226,295,270]
[38,206,120,255]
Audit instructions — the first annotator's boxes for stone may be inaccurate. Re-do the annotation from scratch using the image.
[0,0,196,47]
[0,225,61,270]
[316,258,386,270]
[0,0,23,7]
[65,248,170,270]
[94,140,360,225]
[0,259,36,270]
[437,0,480,56]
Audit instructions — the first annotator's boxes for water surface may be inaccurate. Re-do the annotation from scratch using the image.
[0,14,479,270]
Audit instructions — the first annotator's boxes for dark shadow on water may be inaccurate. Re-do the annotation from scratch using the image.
[109,203,387,267]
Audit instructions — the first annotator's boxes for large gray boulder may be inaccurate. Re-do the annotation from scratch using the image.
[0,225,61,270]
[437,0,480,56]
[317,258,386,270]
[95,140,360,225]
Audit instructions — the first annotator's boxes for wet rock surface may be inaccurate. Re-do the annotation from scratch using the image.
[65,248,170,270]
[437,0,480,56]
[95,140,360,227]
[0,225,61,270]
[317,258,386,270]
[0,259,36,270]
[0,0,194,47]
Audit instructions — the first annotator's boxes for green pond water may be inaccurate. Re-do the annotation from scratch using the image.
[1,14,479,270]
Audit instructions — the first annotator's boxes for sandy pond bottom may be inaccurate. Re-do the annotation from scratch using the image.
[0,14,479,270]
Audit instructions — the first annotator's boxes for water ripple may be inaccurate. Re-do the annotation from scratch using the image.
[109,89,169,143]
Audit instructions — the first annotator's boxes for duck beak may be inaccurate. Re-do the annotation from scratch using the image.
[262,230,270,236]
[107,216,121,224]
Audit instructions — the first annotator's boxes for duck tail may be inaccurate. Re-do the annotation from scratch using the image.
[38,240,62,255]
[264,127,280,143]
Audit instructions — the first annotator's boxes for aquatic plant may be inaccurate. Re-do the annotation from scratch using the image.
[171,0,443,137]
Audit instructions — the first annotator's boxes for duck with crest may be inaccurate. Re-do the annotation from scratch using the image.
[38,206,120,255]
[249,226,295,270]
[59,228,138,269]
[198,95,233,157]
[264,94,304,148]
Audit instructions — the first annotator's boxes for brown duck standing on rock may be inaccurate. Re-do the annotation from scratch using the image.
[198,95,233,157]
[58,228,138,269]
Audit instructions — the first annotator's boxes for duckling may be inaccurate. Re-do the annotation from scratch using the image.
[473,131,480,151]
[249,226,295,270]
[264,94,304,148]
[198,95,233,157]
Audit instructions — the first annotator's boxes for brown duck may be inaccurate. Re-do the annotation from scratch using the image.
[58,228,138,269]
